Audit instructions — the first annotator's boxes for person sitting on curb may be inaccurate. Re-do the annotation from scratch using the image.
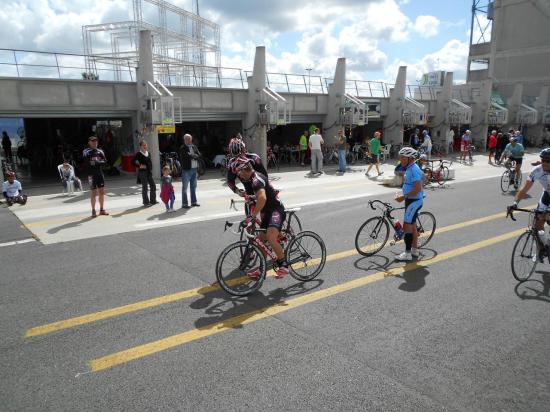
[3,171,27,206]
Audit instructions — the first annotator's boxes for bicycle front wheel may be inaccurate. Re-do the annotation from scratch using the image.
[511,231,538,282]
[416,211,436,248]
[355,217,390,256]
[216,241,267,296]
[286,231,326,281]
[500,171,510,192]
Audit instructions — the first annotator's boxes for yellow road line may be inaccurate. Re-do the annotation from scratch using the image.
[89,227,525,372]
[25,206,528,338]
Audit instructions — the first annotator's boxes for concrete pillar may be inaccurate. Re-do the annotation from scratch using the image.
[433,72,453,149]
[245,46,267,165]
[324,58,345,139]
[534,86,548,144]
[505,83,524,131]
[136,30,161,180]
[470,79,493,150]
[384,66,407,146]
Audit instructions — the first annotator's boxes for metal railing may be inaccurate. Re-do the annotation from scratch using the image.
[0,48,136,82]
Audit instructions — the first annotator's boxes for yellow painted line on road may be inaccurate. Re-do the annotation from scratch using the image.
[88,227,525,372]
[26,206,529,338]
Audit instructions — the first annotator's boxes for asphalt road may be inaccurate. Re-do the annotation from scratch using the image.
[1,175,549,411]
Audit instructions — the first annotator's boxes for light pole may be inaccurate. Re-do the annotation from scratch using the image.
[305,68,312,93]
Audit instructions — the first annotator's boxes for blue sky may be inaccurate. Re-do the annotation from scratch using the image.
[0,0,479,84]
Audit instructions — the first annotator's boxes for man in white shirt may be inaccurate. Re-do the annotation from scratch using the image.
[308,127,324,175]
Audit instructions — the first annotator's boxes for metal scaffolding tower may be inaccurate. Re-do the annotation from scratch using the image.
[467,0,494,79]
[82,0,221,86]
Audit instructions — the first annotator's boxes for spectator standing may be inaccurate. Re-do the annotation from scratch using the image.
[2,131,12,162]
[133,140,157,206]
[335,129,346,174]
[488,130,497,164]
[160,165,175,212]
[308,128,324,175]
[420,130,432,160]
[82,136,108,217]
[495,132,507,164]
[515,130,524,145]
[459,130,472,163]
[179,133,201,208]
[299,130,309,166]
[366,131,384,177]
[409,128,420,149]
[2,171,27,206]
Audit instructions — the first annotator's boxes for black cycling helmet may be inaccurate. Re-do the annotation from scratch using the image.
[229,138,246,156]
[540,148,550,161]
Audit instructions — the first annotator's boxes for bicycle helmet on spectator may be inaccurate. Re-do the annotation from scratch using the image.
[6,171,15,178]
[540,148,550,161]
[398,146,418,158]
[229,138,246,156]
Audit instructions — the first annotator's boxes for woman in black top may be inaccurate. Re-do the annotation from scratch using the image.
[133,140,157,206]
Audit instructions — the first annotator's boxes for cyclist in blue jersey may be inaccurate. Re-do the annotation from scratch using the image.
[503,137,525,189]
[394,146,424,261]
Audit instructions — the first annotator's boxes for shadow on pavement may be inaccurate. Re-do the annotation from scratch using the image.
[514,272,550,303]
[47,215,95,234]
[192,278,324,330]
[111,206,147,218]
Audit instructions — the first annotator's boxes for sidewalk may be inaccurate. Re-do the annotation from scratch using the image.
[5,151,540,245]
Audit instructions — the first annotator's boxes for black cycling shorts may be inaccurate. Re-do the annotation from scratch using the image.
[510,156,523,166]
[88,174,105,190]
[260,207,286,231]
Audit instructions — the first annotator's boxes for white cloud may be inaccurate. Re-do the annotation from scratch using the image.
[413,15,440,38]
[385,39,469,84]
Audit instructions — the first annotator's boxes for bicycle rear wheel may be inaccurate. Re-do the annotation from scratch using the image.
[354,216,390,256]
[436,166,450,185]
[286,231,326,281]
[416,211,436,248]
[500,171,511,192]
[511,231,539,282]
[216,241,267,296]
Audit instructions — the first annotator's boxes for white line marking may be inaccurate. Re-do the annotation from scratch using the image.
[0,238,36,248]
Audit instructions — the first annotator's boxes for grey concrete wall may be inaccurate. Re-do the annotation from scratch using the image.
[0,77,137,116]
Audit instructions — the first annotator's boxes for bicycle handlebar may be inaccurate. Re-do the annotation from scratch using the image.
[506,206,544,221]
[368,199,393,211]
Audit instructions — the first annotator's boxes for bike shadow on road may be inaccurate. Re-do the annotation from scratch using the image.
[514,272,550,303]
[353,248,437,292]
[191,278,324,330]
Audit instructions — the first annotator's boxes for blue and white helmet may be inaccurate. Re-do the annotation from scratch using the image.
[398,146,418,158]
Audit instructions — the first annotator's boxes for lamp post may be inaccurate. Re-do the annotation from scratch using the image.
[305,67,312,93]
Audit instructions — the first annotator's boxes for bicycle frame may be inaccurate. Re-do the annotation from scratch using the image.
[508,206,549,262]
[369,199,403,242]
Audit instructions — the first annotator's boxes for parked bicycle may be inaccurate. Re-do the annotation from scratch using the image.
[355,199,436,256]
[500,159,522,192]
[267,148,280,171]
[160,152,182,177]
[423,159,452,186]
[216,215,326,296]
[507,206,549,282]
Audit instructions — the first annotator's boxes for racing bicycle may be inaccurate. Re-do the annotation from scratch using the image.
[216,215,326,296]
[507,206,549,282]
[500,159,522,192]
[423,159,452,186]
[355,199,436,256]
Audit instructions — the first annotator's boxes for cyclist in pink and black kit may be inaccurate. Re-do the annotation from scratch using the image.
[233,157,289,278]
[226,137,268,197]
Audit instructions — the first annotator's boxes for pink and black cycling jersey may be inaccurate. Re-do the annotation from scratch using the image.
[83,148,107,176]
[227,153,268,195]
[251,172,282,212]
